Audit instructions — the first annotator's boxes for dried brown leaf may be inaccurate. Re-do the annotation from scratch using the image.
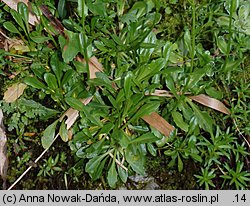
[59,108,79,130]
[147,89,191,97]
[2,0,39,25]
[59,97,93,130]
[76,56,104,79]
[39,5,66,37]
[89,56,104,74]
[3,83,27,103]
[146,89,174,97]
[142,112,175,137]
[0,109,8,189]
[188,94,230,115]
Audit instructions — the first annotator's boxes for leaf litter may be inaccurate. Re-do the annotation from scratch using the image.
[0,109,8,189]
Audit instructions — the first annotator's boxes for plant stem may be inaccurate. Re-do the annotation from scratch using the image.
[81,0,89,79]
[222,0,235,71]
[190,0,196,73]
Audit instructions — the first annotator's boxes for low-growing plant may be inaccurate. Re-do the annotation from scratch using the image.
[38,152,66,177]
[1,0,249,189]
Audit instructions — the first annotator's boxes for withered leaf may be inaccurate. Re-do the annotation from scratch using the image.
[59,108,79,130]
[76,56,103,79]
[142,112,175,137]
[189,94,230,115]
[0,109,8,189]
[3,83,27,103]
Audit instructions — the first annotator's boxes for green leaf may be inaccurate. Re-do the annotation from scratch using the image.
[129,132,158,144]
[65,97,85,111]
[238,5,248,20]
[205,87,223,100]
[156,135,168,147]
[18,99,59,120]
[18,2,29,31]
[59,121,68,142]
[73,61,88,73]
[44,73,58,90]
[62,70,76,86]
[77,0,88,17]
[30,35,51,43]
[50,53,63,84]
[136,58,166,82]
[3,22,20,34]
[58,0,67,19]
[94,73,116,94]
[41,120,58,149]
[10,9,25,31]
[86,0,106,16]
[125,146,145,175]
[82,106,103,127]
[107,157,118,188]
[187,100,213,134]
[93,156,108,180]
[164,149,176,156]
[130,101,160,122]
[85,138,106,158]
[147,143,157,156]
[117,154,128,183]
[190,153,202,162]
[24,77,47,90]
[184,29,192,53]
[85,153,108,180]
[216,16,230,27]
[59,30,81,63]
[53,167,63,172]
[163,41,173,62]
[223,59,242,73]
[165,75,177,97]
[172,111,189,132]
[94,41,108,52]
[66,97,103,127]
[111,34,123,46]
[177,154,183,172]
[99,122,114,135]
[119,133,129,148]
[187,69,206,89]
[124,71,134,99]
[78,32,92,57]
[217,36,227,54]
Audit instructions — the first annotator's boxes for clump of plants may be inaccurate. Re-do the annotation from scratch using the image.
[0,0,249,189]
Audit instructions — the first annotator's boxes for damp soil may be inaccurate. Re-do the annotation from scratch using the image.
[5,140,199,190]
[124,156,199,190]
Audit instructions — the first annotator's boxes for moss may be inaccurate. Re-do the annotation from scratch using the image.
[155,0,189,41]
[146,155,199,189]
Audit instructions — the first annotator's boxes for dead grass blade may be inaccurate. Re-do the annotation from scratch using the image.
[188,94,230,115]
[146,89,174,97]
[142,112,175,137]
[3,83,27,103]
[108,152,128,171]
[0,109,8,189]
[146,89,191,97]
